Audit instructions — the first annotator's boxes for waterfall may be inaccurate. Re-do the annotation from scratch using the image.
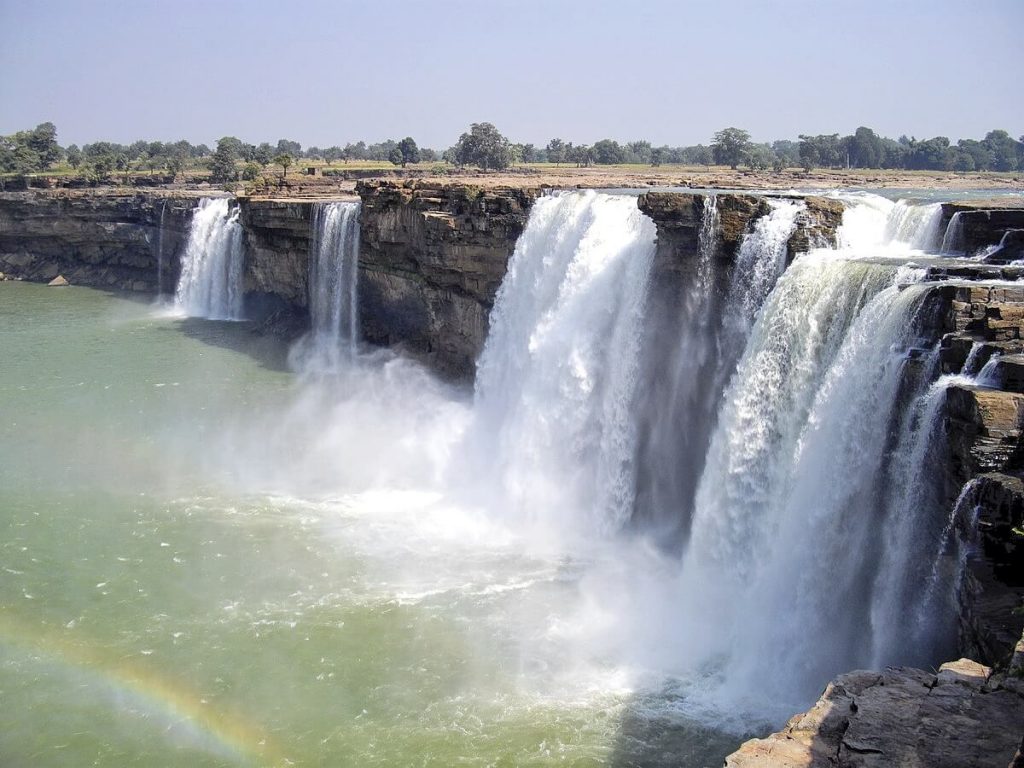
[174,197,245,320]
[470,191,656,536]
[668,252,945,709]
[632,197,802,542]
[837,194,944,252]
[884,200,944,250]
[719,198,804,369]
[156,200,167,296]
[633,196,722,539]
[302,201,361,369]
[940,211,965,254]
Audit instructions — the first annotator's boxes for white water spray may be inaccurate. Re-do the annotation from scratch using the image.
[156,200,167,296]
[470,191,656,536]
[837,194,944,253]
[940,211,965,254]
[293,201,361,371]
[174,198,245,320]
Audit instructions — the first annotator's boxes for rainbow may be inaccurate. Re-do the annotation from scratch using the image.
[0,610,286,765]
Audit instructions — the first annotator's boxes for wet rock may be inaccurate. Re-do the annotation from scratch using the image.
[984,229,1024,264]
[787,196,844,258]
[939,204,1024,256]
[725,663,1024,768]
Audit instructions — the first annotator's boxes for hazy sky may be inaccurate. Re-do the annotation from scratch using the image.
[1,0,1021,149]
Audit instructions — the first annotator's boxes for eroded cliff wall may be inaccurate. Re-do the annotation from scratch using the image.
[0,191,193,292]
[355,180,539,377]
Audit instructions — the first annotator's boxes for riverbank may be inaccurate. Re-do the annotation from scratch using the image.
[5,164,1023,199]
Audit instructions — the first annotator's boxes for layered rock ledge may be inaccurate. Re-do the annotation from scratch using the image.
[0,190,195,292]
[725,658,1024,768]
[355,180,539,377]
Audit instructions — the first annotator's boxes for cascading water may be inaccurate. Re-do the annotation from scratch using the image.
[469,191,656,536]
[940,211,965,254]
[837,193,945,252]
[632,197,802,542]
[633,196,723,539]
[174,197,245,320]
[293,201,361,371]
[156,200,167,296]
[13,181,1018,766]
[673,257,942,711]
[884,199,944,250]
[718,198,803,373]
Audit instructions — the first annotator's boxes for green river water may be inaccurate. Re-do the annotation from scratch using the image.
[0,283,739,767]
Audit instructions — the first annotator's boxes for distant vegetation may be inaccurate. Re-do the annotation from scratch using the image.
[2,120,1023,185]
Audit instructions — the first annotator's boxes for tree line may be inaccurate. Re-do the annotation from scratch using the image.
[2,121,1023,180]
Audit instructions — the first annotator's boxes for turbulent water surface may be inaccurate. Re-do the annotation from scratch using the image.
[0,281,740,767]
[0,190,992,766]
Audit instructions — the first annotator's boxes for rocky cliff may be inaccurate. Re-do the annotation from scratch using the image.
[941,201,1024,259]
[355,180,539,377]
[726,657,1024,768]
[236,198,317,310]
[0,190,194,292]
[918,278,1024,663]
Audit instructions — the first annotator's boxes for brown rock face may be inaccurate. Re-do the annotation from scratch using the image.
[355,180,539,378]
[237,198,319,308]
[957,473,1024,664]
[926,278,1024,665]
[940,203,1024,256]
[725,661,1024,768]
[0,191,194,293]
[787,196,844,258]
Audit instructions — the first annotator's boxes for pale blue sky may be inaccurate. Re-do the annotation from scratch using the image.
[1,0,1021,149]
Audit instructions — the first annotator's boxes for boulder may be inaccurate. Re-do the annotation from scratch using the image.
[47,274,69,286]
[725,662,1024,768]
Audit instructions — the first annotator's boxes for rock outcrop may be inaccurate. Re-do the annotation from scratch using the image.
[237,198,318,309]
[0,191,194,293]
[918,280,1024,665]
[940,201,1024,257]
[355,180,539,378]
[726,659,1024,768]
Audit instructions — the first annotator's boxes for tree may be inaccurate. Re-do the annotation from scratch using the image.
[273,152,293,181]
[453,122,512,171]
[66,144,83,169]
[982,130,1020,171]
[711,127,751,169]
[847,126,884,168]
[546,138,566,165]
[166,148,186,179]
[570,143,593,167]
[397,137,419,167]
[242,162,262,181]
[746,143,774,171]
[592,139,625,165]
[388,147,404,166]
[957,139,993,172]
[952,151,976,172]
[907,136,953,170]
[209,136,240,183]
[276,139,302,156]
[627,140,652,165]
[26,122,62,168]
[771,140,800,168]
[798,134,843,170]
[254,142,274,165]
